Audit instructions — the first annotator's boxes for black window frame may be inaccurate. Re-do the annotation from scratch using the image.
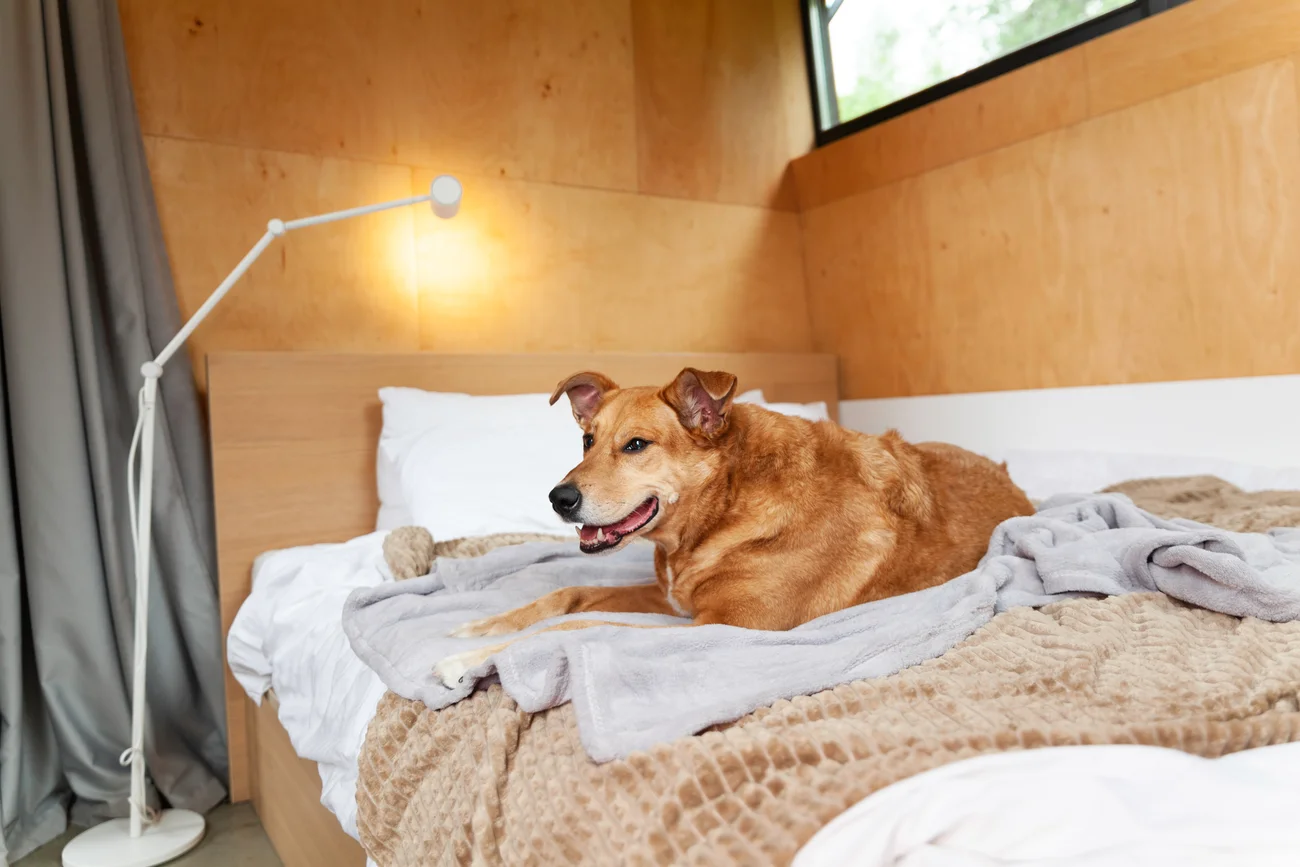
[803,0,1193,148]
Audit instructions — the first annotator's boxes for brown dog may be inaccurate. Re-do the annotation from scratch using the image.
[433,368,1033,685]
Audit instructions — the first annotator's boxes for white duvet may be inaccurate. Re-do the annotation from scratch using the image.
[795,743,1300,866]
[227,532,391,840]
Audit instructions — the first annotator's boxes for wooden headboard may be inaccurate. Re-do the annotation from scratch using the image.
[208,351,837,799]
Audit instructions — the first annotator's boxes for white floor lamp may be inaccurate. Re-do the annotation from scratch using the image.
[61,175,464,867]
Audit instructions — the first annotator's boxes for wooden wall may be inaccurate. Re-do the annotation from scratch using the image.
[794,0,1300,400]
[117,0,814,387]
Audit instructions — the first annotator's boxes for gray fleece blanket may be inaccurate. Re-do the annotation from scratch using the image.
[342,493,1300,762]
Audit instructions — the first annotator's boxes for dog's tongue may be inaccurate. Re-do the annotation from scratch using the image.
[579,498,657,542]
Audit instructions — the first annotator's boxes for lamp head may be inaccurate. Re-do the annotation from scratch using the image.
[430,175,462,219]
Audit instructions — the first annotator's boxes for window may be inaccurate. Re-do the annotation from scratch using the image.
[804,0,1192,145]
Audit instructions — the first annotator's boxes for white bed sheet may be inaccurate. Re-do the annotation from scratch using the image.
[227,532,391,840]
[794,743,1300,866]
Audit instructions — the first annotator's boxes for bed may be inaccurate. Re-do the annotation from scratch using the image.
[210,350,840,867]
[212,351,1300,867]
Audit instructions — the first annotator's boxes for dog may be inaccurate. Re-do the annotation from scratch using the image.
[433,367,1034,686]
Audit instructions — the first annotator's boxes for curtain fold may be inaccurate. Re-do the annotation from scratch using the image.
[0,0,227,860]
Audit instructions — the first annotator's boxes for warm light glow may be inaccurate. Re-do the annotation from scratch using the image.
[418,218,490,309]
[384,214,419,312]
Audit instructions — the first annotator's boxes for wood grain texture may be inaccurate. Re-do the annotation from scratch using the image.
[1085,0,1300,118]
[792,0,1300,210]
[411,169,812,354]
[771,0,817,170]
[211,351,838,801]
[122,0,814,394]
[804,60,1300,398]
[145,137,419,389]
[118,0,638,191]
[802,177,935,400]
[793,50,1088,211]
[249,696,365,866]
[631,0,812,209]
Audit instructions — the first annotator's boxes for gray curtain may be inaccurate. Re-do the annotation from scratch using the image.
[0,0,227,860]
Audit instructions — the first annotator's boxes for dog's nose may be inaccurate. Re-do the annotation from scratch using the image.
[549,484,582,517]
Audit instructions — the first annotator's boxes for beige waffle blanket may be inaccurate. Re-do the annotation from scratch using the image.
[356,477,1300,866]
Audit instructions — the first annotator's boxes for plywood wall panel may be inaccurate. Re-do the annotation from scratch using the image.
[119,0,638,191]
[917,134,1077,394]
[631,0,811,209]
[1055,58,1300,385]
[413,169,811,354]
[804,60,1300,398]
[802,178,935,399]
[792,51,1088,211]
[771,0,817,166]
[1085,0,1300,118]
[145,137,420,387]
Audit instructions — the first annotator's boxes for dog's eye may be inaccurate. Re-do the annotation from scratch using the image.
[622,438,651,453]
[582,434,594,452]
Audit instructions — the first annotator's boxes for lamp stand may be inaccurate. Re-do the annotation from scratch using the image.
[62,176,462,867]
[61,366,203,865]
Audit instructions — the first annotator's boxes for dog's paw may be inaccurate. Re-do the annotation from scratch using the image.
[450,616,515,639]
[434,648,490,688]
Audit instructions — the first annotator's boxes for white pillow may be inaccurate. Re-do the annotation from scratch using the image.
[377,388,581,531]
[379,388,580,539]
[762,400,830,422]
[375,388,437,530]
[1000,449,1300,502]
[375,387,836,535]
[735,389,831,422]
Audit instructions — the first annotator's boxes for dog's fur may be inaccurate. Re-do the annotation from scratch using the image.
[434,368,1034,685]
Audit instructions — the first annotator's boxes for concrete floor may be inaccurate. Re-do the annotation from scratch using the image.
[16,803,282,867]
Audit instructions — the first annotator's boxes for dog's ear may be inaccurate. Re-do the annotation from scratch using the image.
[662,368,738,438]
[550,371,618,426]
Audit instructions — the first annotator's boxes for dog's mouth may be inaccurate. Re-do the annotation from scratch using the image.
[577,497,659,553]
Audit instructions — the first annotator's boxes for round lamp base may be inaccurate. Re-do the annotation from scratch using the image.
[62,809,205,867]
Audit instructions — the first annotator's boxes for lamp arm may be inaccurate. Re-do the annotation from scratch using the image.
[151,191,434,370]
[282,191,432,231]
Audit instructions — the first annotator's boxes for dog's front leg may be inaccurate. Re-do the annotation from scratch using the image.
[435,584,681,688]
[449,582,674,638]
[435,618,674,687]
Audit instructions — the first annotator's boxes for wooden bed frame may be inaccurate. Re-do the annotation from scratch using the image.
[208,351,838,867]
